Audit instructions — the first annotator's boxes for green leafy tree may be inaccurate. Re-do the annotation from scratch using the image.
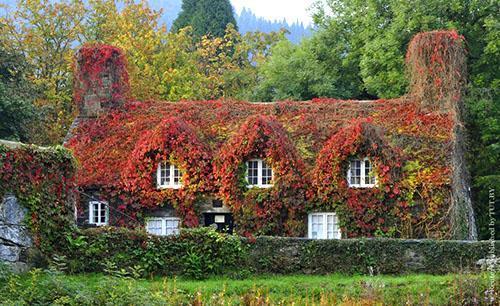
[0,44,38,142]
[312,0,499,97]
[172,0,237,38]
[252,36,358,101]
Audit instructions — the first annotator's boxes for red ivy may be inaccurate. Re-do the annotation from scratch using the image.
[122,117,213,227]
[74,44,129,111]
[215,115,308,236]
[312,119,406,237]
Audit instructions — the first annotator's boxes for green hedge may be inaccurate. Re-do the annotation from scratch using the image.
[61,227,497,278]
[250,237,497,275]
[64,227,248,279]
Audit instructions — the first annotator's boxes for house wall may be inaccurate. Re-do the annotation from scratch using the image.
[77,190,232,232]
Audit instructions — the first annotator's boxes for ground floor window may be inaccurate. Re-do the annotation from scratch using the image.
[89,200,109,226]
[146,217,180,236]
[308,212,341,239]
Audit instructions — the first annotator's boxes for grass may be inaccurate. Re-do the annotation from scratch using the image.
[1,270,498,305]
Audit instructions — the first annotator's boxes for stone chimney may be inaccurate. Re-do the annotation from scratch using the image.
[406,30,466,113]
[74,45,129,118]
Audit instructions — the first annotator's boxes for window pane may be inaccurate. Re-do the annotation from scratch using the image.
[327,215,335,239]
[172,165,182,185]
[100,206,106,223]
[93,204,99,223]
[160,162,170,185]
[364,160,373,185]
[350,160,361,185]
[261,160,272,185]
[247,160,258,185]
[146,220,162,235]
[165,218,180,236]
[312,215,324,239]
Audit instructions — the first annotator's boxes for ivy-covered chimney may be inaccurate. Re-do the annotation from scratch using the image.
[406,30,466,113]
[407,30,476,240]
[74,45,129,118]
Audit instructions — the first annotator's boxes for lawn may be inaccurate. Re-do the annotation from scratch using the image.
[1,270,497,305]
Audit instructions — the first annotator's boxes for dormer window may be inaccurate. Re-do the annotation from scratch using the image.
[157,161,183,189]
[246,159,273,188]
[347,158,376,188]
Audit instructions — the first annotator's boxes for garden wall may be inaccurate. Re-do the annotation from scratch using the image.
[63,227,497,278]
[0,139,77,271]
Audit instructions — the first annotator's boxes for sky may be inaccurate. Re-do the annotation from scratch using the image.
[231,0,316,25]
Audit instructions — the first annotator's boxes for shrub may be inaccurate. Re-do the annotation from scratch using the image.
[61,227,496,278]
[63,226,248,279]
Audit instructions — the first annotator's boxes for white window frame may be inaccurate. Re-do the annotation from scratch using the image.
[145,217,181,236]
[246,158,273,188]
[88,200,109,226]
[157,162,183,189]
[308,212,341,239]
[347,157,377,188]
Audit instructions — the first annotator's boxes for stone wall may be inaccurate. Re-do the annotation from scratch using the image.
[0,194,32,272]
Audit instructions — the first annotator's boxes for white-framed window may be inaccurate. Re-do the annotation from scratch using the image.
[145,217,181,236]
[347,158,377,188]
[89,200,109,226]
[308,212,341,239]
[157,161,183,189]
[246,158,273,188]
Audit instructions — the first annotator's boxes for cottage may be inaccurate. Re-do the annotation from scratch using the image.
[65,30,477,240]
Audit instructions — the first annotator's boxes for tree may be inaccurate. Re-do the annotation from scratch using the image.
[172,0,237,38]
[0,0,86,144]
[251,35,359,102]
[312,0,499,98]
[0,44,38,142]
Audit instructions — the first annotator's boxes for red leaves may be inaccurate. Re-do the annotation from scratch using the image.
[74,44,129,110]
[66,96,455,238]
[215,115,308,236]
[312,119,406,237]
[406,30,466,111]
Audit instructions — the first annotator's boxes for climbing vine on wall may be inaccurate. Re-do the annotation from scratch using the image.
[122,117,213,227]
[0,143,76,253]
[66,31,465,239]
[215,115,308,236]
[74,44,129,111]
[312,119,406,237]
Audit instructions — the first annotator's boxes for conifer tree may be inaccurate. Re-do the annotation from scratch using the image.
[172,0,237,38]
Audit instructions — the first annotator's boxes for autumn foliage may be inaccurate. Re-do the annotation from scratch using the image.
[0,143,76,252]
[66,30,466,239]
[406,30,466,112]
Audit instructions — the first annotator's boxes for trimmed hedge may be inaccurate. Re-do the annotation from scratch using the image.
[250,237,497,275]
[61,227,497,278]
[64,227,248,279]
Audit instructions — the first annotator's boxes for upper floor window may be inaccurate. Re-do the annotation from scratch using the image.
[246,158,273,188]
[157,161,183,189]
[89,200,108,226]
[308,212,341,239]
[347,158,376,188]
[146,217,180,236]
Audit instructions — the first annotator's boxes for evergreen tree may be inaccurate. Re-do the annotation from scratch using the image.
[0,44,38,142]
[172,0,237,38]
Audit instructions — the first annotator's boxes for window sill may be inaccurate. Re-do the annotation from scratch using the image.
[157,185,183,190]
[348,184,376,188]
[247,184,273,189]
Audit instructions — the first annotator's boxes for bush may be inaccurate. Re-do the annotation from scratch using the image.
[63,226,248,279]
[60,227,497,278]
[250,237,498,275]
